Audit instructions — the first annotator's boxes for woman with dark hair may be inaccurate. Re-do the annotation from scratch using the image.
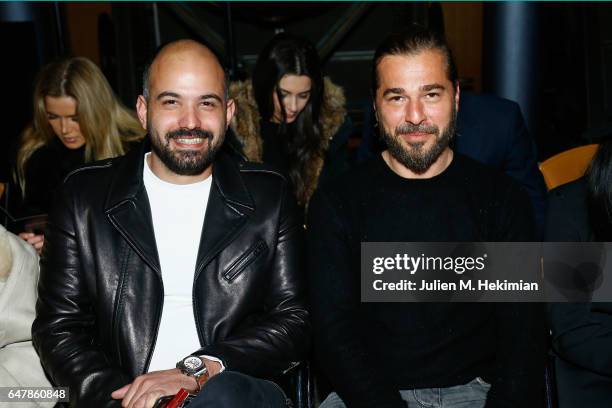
[546,139,612,407]
[228,33,351,207]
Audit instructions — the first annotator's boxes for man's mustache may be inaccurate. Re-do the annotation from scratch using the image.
[395,123,438,135]
[166,128,213,140]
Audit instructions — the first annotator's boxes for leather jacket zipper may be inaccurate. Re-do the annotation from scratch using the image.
[223,240,268,282]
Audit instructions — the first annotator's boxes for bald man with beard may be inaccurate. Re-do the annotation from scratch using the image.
[33,40,308,408]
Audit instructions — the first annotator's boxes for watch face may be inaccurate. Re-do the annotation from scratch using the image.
[183,356,203,372]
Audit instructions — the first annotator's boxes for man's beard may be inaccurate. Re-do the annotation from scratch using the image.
[149,127,224,176]
[379,104,457,174]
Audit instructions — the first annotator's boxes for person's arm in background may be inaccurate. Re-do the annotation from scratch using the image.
[12,148,56,254]
[501,101,547,239]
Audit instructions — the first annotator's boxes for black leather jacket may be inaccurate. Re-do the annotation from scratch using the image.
[32,141,309,407]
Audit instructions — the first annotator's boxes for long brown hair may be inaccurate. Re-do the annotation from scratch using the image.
[15,57,144,195]
[252,34,326,206]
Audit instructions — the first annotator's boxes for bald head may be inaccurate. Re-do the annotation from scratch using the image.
[142,39,228,101]
[135,39,236,183]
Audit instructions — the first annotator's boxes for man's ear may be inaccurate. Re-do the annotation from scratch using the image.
[226,98,236,127]
[136,95,148,131]
[454,81,460,113]
[372,98,380,125]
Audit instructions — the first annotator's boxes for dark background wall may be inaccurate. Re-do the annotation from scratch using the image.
[2,1,612,181]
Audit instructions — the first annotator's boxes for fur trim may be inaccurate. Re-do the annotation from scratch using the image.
[320,77,348,147]
[229,81,263,162]
[0,226,12,281]
[229,77,347,203]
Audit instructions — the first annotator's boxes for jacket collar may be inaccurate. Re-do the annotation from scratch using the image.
[104,138,254,276]
[105,139,254,211]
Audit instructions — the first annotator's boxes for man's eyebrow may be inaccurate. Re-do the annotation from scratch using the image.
[382,88,405,97]
[421,83,445,92]
[200,94,223,103]
[156,91,180,100]
[156,92,224,103]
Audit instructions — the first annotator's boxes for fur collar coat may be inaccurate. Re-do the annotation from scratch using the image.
[229,77,349,204]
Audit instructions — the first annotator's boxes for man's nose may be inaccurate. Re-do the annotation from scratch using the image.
[404,100,426,125]
[178,106,201,129]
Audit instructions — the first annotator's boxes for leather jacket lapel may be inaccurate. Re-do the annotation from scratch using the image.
[195,153,254,280]
[104,141,162,276]
[106,192,161,276]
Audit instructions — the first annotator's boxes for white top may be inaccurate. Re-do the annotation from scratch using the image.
[143,153,212,372]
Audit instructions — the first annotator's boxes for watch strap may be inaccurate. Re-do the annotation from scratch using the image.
[194,369,210,392]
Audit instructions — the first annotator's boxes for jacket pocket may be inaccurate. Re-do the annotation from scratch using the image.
[223,240,268,282]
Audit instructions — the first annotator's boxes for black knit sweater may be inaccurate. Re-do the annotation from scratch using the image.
[307,153,545,408]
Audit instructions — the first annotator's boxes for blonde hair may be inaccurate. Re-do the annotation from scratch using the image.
[15,57,145,196]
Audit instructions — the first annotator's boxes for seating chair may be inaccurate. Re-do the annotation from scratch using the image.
[276,361,314,408]
[539,144,599,190]
[545,353,558,408]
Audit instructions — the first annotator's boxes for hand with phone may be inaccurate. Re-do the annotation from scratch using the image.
[16,214,48,255]
[18,232,44,254]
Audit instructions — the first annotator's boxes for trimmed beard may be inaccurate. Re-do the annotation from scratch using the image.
[379,104,457,174]
[149,127,224,176]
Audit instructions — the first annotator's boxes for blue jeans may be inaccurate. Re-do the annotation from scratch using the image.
[320,377,491,408]
[188,371,292,408]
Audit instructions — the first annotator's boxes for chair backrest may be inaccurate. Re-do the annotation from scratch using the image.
[539,144,599,190]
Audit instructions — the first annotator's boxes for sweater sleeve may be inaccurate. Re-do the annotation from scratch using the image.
[307,189,406,408]
[486,182,546,408]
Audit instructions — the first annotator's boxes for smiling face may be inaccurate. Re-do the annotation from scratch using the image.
[137,41,235,184]
[44,95,86,149]
[272,74,312,124]
[374,49,459,176]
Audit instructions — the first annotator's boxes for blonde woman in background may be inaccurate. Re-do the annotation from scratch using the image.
[9,57,144,252]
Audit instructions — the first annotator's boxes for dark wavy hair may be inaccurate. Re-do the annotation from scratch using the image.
[252,33,325,205]
[586,139,612,240]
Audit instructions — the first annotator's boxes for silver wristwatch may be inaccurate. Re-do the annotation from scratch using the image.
[176,356,209,391]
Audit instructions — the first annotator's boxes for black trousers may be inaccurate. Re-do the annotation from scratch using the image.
[189,371,292,408]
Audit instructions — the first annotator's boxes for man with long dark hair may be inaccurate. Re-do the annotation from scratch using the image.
[308,26,545,408]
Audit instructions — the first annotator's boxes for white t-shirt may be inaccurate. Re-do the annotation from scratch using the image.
[144,153,212,372]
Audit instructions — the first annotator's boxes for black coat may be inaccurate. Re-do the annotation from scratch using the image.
[454,92,546,235]
[32,141,309,407]
[6,138,85,222]
[546,178,612,408]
